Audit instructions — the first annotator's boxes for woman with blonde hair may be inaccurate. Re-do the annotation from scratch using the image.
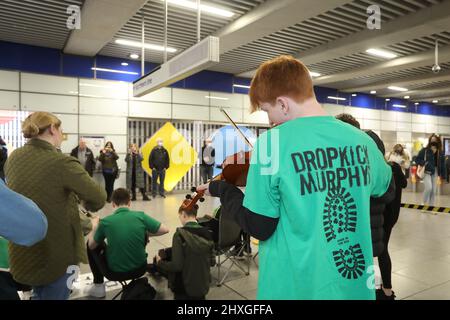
[386,144,410,174]
[4,111,106,300]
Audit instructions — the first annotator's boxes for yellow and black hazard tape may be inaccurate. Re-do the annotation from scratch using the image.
[401,203,450,214]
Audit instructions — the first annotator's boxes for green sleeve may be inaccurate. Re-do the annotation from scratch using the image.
[60,155,107,212]
[242,132,280,218]
[368,140,392,197]
[158,232,184,273]
[142,213,161,234]
[93,221,106,244]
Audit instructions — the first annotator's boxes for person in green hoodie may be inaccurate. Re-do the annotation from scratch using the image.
[154,202,215,300]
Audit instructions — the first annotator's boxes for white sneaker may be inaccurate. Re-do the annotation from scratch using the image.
[84,283,106,298]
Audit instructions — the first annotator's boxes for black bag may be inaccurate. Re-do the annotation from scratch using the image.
[121,278,156,300]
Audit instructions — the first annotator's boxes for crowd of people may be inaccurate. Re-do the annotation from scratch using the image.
[0,55,449,301]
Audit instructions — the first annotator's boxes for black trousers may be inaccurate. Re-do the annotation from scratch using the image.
[131,170,146,199]
[200,166,213,184]
[103,172,115,201]
[152,169,165,196]
[378,208,400,289]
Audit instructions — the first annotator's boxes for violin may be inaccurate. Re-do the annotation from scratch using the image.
[181,109,253,211]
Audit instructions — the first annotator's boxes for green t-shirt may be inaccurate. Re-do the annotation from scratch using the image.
[243,116,392,300]
[94,207,161,273]
[0,237,9,270]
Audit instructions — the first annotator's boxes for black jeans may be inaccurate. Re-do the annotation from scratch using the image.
[378,207,400,289]
[103,172,115,201]
[200,166,213,184]
[152,169,165,196]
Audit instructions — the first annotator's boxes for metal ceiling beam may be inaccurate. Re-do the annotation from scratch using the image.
[238,0,450,78]
[381,87,450,98]
[213,0,349,55]
[64,0,148,56]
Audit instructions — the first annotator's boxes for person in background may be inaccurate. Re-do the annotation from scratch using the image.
[200,139,215,184]
[98,141,119,203]
[386,144,410,175]
[85,188,168,298]
[154,203,215,300]
[0,136,7,181]
[0,179,47,300]
[126,143,150,201]
[416,134,446,206]
[149,138,170,198]
[5,111,106,300]
[377,161,407,300]
[70,139,96,177]
[336,114,396,258]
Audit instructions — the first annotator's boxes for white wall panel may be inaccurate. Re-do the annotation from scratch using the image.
[381,121,396,131]
[129,85,171,103]
[172,89,209,106]
[129,101,171,119]
[361,109,380,120]
[79,79,128,100]
[0,91,19,110]
[115,154,127,175]
[243,109,269,125]
[397,132,412,143]
[104,135,128,154]
[438,125,450,135]
[413,123,426,133]
[363,119,380,130]
[210,107,243,123]
[412,114,436,124]
[21,93,78,113]
[381,111,396,121]
[21,73,78,95]
[343,106,365,119]
[56,114,78,134]
[60,134,79,154]
[396,112,412,123]
[396,122,412,132]
[208,92,243,109]
[172,104,209,121]
[80,97,128,116]
[0,70,19,91]
[323,104,344,116]
[79,115,127,135]
[426,123,437,133]
[437,116,450,126]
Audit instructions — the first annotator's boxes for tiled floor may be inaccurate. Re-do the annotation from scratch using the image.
[74,190,450,300]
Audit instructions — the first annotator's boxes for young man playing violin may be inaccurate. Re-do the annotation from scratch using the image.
[197,55,393,300]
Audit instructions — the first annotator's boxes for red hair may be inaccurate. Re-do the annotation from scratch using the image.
[249,55,315,112]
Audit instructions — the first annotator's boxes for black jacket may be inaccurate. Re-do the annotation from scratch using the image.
[0,144,7,181]
[384,162,407,228]
[149,146,170,170]
[70,147,96,177]
[416,147,446,178]
[365,130,396,257]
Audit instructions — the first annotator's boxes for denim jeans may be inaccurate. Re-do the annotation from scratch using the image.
[423,172,436,205]
[31,269,74,300]
[152,169,166,196]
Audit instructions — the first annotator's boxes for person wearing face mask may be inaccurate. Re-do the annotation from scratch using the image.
[4,112,106,300]
[126,143,150,201]
[98,141,119,203]
[199,139,215,184]
[386,144,410,175]
[149,138,170,198]
[416,134,446,206]
[196,55,393,300]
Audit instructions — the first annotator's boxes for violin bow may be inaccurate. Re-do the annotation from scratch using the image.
[220,108,254,149]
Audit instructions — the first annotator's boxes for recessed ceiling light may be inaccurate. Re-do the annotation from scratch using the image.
[366,48,398,59]
[415,102,419,106]
[163,0,234,18]
[370,90,376,94]
[91,67,139,75]
[327,96,346,101]
[233,84,250,89]
[433,100,439,103]
[352,94,357,97]
[129,53,139,59]
[388,86,408,92]
[309,71,321,77]
[385,98,390,101]
[116,39,177,53]
[404,95,410,99]
[121,62,129,66]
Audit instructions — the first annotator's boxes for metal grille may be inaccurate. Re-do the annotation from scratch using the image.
[128,118,260,191]
[0,111,29,150]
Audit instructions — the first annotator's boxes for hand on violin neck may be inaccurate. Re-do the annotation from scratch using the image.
[196,183,210,196]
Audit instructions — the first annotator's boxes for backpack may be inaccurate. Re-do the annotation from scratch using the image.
[121,278,156,300]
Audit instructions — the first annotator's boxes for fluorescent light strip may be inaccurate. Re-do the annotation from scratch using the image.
[370,91,377,94]
[91,67,139,75]
[393,104,406,108]
[366,48,398,59]
[352,94,357,97]
[205,96,229,101]
[233,84,251,89]
[433,100,439,103]
[385,99,390,101]
[164,0,234,18]
[404,96,410,99]
[115,39,177,53]
[388,86,408,92]
[327,96,346,101]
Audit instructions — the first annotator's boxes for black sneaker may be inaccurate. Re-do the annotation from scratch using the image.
[376,288,396,300]
[160,194,166,198]
[131,197,137,201]
[143,196,151,201]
